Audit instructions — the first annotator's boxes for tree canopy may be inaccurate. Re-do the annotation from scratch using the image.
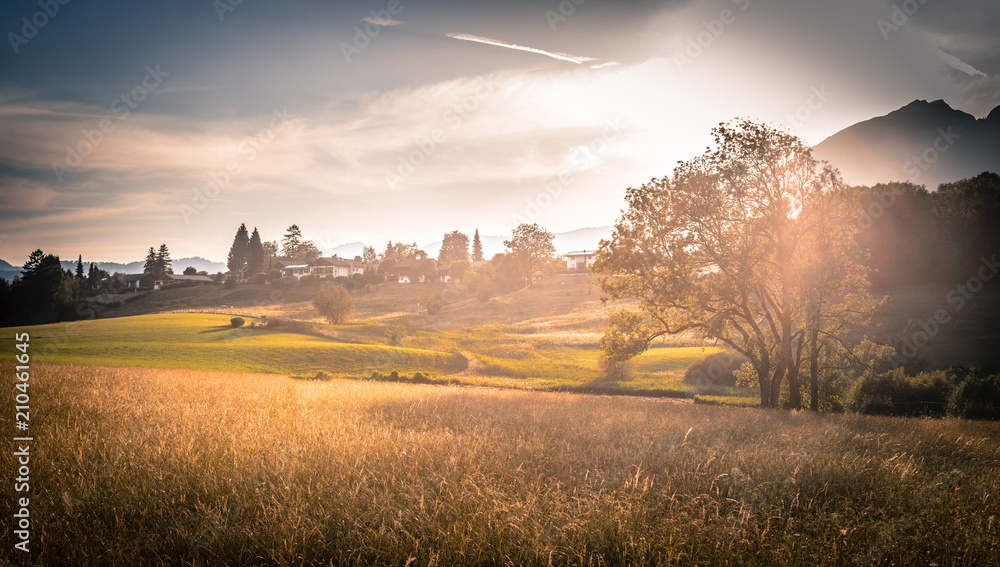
[593,119,880,409]
[438,230,470,263]
[503,223,556,287]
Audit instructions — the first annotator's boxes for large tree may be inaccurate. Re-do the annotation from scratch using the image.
[281,224,320,263]
[246,227,264,276]
[503,223,556,287]
[143,247,158,275]
[228,224,250,279]
[472,229,484,262]
[438,230,470,263]
[593,119,878,409]
[155,244,172,276]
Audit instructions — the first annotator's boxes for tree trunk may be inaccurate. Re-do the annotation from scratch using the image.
[809,328,819,412]
[781,311,801,410]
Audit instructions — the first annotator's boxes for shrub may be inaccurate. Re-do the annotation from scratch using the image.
[364,283,375,293]
[948,373,1000,420]
[411,372,431,384]
[385,323,406,346]
[426,292,444,315]
[313,285,354,324]
[598,353,636,381]
[267,269,282,282]
[266,318,282,329]
[684,351,746,386]
[230,317,245,328]
[254,272,267,284]
[848,368,952,417]
[224,278,238,289]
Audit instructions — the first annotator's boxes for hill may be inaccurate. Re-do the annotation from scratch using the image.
[8,313,464,376]
[813,99,1000,189]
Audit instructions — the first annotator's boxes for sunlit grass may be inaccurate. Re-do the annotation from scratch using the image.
[2,362,997,566]
[6,313,464,376]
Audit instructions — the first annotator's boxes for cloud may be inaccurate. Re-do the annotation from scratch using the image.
[446,33,597,65]
[362,16,405,26]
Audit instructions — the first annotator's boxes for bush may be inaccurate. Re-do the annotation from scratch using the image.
[266,318,282,329]
[254,272,267,284]
[684,351,746,386]
[385,323,406,346]
[948,373,1000,420]
[364,283,375,293]
[598,353,636,381]
[426,292,444,315]
[230,317,245,328]
[224,278,238,289]
[313,285,354,324]
[848,368,952,417]
[267,269,282,282]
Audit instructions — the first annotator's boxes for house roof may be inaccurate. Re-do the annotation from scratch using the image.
[311,257,363,268]
[564,250,596,257]
[123,273,155,282]
[164,274,213,282]
[282,264,310,269]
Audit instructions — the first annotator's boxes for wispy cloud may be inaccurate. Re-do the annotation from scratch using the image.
[362,16,405,26]
[936,47,987,77]
[446,33,597,65]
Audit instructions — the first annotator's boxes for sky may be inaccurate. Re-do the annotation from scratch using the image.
[1,0,997,263]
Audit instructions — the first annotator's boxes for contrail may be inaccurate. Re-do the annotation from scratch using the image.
[447,33,596,64]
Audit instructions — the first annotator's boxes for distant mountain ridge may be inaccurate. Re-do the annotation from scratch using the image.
[812,99,1000,189]
[0,228,613,281]
[0,257,228,281]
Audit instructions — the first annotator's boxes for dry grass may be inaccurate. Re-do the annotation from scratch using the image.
[2,362,999,566]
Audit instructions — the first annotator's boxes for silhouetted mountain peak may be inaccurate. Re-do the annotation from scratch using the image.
[986,104,1000,123]
[813,99,999,189]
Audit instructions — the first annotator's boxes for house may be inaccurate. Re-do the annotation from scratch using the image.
[391,258,425,284]
[279,257,366,280]
[564,250,598,271]
[123,273,162,290]
[161,274,214,287]
[280,264,311,279]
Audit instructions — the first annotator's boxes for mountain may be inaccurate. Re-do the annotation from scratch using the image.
[322,241,366,260]
[0,227,614,281]
[50,257,228,276]
[812,99,1000,189]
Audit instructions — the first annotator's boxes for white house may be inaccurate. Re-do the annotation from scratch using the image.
[280,257,366,280]
[564,250,598,271]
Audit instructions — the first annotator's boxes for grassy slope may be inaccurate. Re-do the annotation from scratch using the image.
[3,362,997,566]
[6,313,464,376]
[58,274,757,398]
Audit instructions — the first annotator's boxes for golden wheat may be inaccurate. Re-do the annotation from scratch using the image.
[1,361,998,566]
